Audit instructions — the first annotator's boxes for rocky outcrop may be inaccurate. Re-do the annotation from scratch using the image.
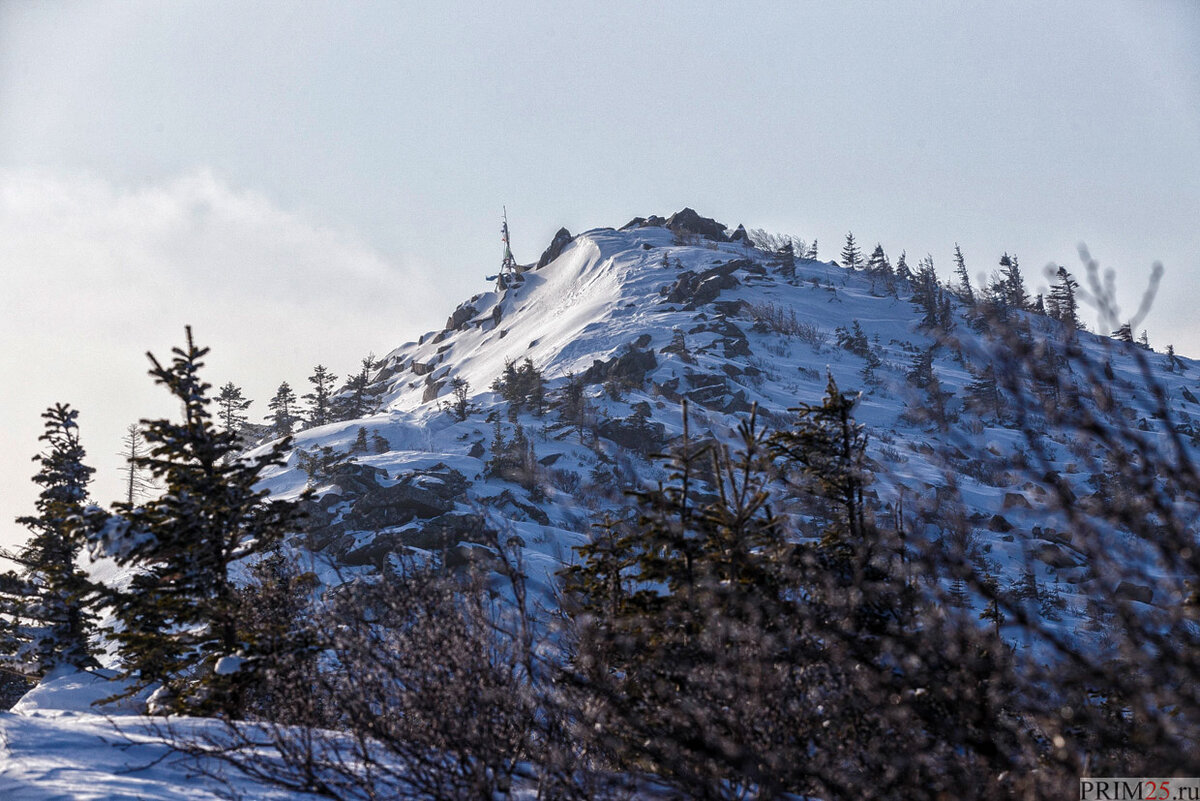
[661,260,754,308]
[445,302,478,332]
[664,208,730,242]
[598,412,666,455]
[301,464,473,562]
[536,227,574,269]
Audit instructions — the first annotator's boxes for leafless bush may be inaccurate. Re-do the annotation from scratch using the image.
[165,542,600,800]
[745,301,827,347]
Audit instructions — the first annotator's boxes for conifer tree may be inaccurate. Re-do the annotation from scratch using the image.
[1046,266,1081,331]
[912,255,944,330]
[0,404,99,675]
[804,239,818,260]
[492,358,545,419]
[866,243,891,278]
[778,241,796,278]
[894,249,913,283]
[350,426,369,454]
[556,372,590,442]
[265,382,299,439]
[1166,344,1185,373]
[216,382,252,438]
[965,362,1004,421]
[840,231,863,270]
[334,354,381,422]
[952,243,975,305]
[443,376,473,422]
[118,423,156,507]
[303,365,338,428]
[997,252,1029,311]
[769,374,869,549]
[906,348,949,428]
[89,328,302,716]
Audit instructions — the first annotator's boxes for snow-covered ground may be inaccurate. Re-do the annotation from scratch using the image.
[0,670,310,800]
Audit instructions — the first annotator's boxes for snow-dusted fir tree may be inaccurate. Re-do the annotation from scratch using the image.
[0,404,99,675]
[89,328,301,715]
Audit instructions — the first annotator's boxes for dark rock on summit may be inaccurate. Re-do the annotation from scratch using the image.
[536,227,574,269]
[665,208,730,242]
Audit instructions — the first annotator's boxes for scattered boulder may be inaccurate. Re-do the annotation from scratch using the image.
[621,214,667,230]
[1115,581,1154,605]
[1035,541,1083,569]
[661,267,741,308]
[536,227,574,268]
[330,462,388,496]
[581,348,658,387]
[987,514,1014,532]
[1002,492,1032,510]
[598,413,666,455]
[480,488,551,525]
[422,379,445,403]
[445,302,478,332]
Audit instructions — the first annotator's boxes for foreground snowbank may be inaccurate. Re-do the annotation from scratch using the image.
[0,670,307,800]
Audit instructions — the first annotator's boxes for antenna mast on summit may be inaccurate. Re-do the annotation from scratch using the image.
[497,206,519,291]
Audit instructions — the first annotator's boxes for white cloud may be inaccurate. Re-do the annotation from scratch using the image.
[0,169,443,552]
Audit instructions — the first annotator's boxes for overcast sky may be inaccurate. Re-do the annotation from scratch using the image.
[1,1,1198,552]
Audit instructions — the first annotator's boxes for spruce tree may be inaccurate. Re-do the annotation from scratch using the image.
[912,255,943,330]
[965,362,1004,421]
[1047,266,1080,331]
[769,374,869,550]
[778,241,796,278]
[953,243,975,305]
[333,353,380,422]
[118,423,156,507]
[866,243,891,279]
[0,404,99,675]
[556,372,590,442]
[265,382,299,438]
[89,328,302,715]
[840,231,863,270]
[216,382,252,438]
[997,253,1029,311]
[303,364,338,428]
[894,249,913,283]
